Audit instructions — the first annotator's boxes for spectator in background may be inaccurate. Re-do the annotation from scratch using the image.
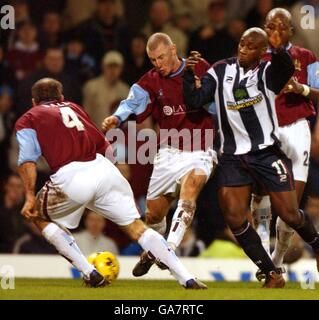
[13,221,57,254]
[7,21,42,81]
[64,36,96,84]
[16,47,82,116]
[38,11,64,50]
[0,86,15,178]
[173,7,193,38]
[74,210,119,256]
[0,173,26,252]
[228,19,247,43]
[245,0,273,28]
[62,0,123,30]
[188,0,237,64]
[142,0,188,57]
[0,45,16,91]
[75,0,130,67]
[83,51,129,128]
[122,34,152,86]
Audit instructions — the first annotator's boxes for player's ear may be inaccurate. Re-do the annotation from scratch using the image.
[60,95,65,102]
[32,98,36,107]
[171,44,177,55]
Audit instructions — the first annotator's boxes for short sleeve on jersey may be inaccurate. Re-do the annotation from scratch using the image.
[307,61,319,88]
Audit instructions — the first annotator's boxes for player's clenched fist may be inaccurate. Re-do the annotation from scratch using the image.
[185,51,202,72]
[102,115,119,132]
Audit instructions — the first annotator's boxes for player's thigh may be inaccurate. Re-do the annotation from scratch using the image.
[279,119,311,183]
[89,164,140,227]
[251,145,295,193]
[36,181,86,229]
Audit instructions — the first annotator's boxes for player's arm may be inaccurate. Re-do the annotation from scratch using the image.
[16,129,42,219]
[265,30,295,94]
[283,61,319,103]
[183,52,216,109]
[102,84,152,132]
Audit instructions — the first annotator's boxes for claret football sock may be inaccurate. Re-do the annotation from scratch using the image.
[272,217,294,267]
[251,195,272,255]
[42,223,94,277]
[167,200,196,250]
[233,220,276,274]
[138,228,194,285]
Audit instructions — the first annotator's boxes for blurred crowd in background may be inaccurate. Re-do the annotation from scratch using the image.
[1,0,319,264]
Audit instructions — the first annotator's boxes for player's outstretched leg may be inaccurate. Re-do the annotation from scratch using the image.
[133,195,173,277]
[34,219,106,288]
[219,186,285,288]
[122,219,207,289]
[167,169,207,250]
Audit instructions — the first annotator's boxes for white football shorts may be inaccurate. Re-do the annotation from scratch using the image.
[278,118,311,183]
[36,154,140,229]
[146,146,217,200]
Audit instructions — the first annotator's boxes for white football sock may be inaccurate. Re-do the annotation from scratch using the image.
[42,223,94,277]
[138,228,194,286]
[251,195,272,256]
[272,217,294,267]
[167,200,196,251]
[148,217,167,235]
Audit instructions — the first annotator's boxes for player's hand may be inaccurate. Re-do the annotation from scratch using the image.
[267,29,284,50]
[21,195,38,220]
[102,116,119,133]
[282,77,303,94]
[185,51,202,72]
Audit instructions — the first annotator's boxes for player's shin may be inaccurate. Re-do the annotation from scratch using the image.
[233,220,277,274]
[167,200,196,250]
[42,223,94,277]
[251,195,272,256]
[138,228,194,285]
[271,217,294,267]
[294,210,319,255]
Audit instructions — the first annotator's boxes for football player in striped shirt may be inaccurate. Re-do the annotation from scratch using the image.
[183,27,319,287]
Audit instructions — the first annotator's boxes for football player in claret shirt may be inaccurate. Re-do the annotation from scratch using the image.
[183,27,319,287]
[102,33,217,277]
[251,8,319,281]
[14,78,207,289]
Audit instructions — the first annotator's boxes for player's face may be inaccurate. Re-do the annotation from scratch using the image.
[238,35,265,69]
[264,14,292,47]
[148,43,177,77]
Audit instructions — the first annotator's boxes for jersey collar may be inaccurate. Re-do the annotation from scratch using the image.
[169,59,186,78]
[266,42,292,53]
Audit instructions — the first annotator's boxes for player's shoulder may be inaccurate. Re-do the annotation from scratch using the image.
[290,44,317,62]
[208,57,236,75]
[137,67,158,90]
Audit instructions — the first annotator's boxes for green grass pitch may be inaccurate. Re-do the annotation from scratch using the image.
[0,279,319,300]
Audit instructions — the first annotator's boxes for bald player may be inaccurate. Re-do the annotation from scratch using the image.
[15,78,208,289]
[251,8,319,281]
[183,27,319,288]
[102,33,216,277]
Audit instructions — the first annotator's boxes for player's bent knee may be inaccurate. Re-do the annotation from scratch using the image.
[278,208,302,229]
[121,219,148,242]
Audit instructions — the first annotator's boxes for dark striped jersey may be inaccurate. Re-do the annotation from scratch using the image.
[183,50,295,155]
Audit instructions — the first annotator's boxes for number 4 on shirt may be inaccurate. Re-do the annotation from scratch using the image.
[60,107,85,131]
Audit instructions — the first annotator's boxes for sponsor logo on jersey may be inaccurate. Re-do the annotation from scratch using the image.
[163,105,191,116]
[227,93,263,110]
